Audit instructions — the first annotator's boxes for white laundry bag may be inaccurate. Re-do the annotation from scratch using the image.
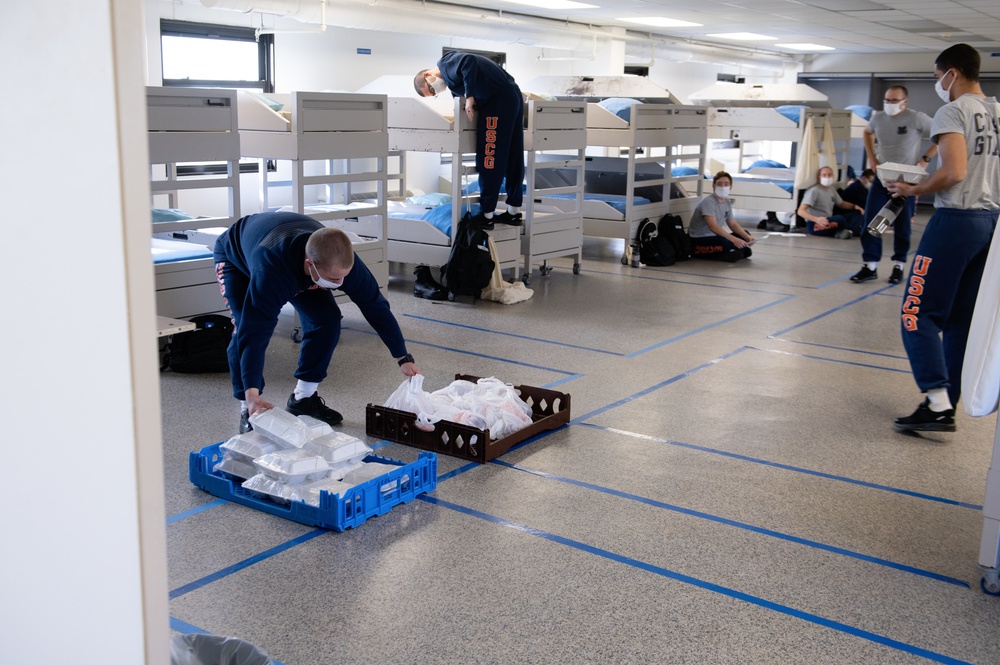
[963,228,1000,417]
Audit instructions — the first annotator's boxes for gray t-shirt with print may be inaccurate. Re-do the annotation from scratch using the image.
[930,94,1000,211]
[689,194,733,238]
[868,107,933,165]
[801,184,843,218]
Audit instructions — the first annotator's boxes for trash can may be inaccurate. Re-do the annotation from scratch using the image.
[170,633,273,665]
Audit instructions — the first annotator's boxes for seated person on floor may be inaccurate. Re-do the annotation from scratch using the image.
[838,168,875,210]
[688,171,755,263]
[797,166,865,239]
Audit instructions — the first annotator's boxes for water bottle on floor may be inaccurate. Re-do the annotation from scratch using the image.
[867,196,905,237]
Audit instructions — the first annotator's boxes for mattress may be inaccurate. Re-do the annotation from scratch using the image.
[547,193,651,215]
[151,237,213,265]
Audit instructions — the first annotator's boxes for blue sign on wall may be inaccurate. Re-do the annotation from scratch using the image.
[357,48,372,55]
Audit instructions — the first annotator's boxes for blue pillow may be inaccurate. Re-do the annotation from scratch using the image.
[744,159,788,172]
[671,165,699,177]
[152,208,195,223]
[419,203,482,237]
[598,97,643,122]
[846,104,874,121]
[775,105,807,123]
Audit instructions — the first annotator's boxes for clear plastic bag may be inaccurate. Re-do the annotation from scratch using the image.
[304,431,372,465]
[252,449,331,483]
[286,477,355,507]
[213,455,258,480]
[296,414,334,439]
[248,408,312,448]
[219,431,286,463]
[169,633,272,665]
[343,462,409,494]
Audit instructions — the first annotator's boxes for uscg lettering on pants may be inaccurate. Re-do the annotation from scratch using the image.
[901,255,932,331]
[484,116,497,169]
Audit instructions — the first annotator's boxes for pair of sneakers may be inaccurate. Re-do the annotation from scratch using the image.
[850,265,905,284]
[239,392,343,433]
[469,211,523,231]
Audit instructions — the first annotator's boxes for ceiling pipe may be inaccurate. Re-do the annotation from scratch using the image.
[197,0,798,71]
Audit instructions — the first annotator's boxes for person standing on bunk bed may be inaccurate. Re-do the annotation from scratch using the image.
[214,211,420,433]
[797,166,865,239]
[850,85,937,284]
[414,51,525,230]
[688,171,755,263]
[886,44,1000,433]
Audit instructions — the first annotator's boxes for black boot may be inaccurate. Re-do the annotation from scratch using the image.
[414,265,448,300]
[765,211,790,232]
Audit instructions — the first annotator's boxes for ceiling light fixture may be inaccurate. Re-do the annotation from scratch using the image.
[706,32,776,41]
[776,43,835,51]
[617,17,702,28]
[500,0,598,9]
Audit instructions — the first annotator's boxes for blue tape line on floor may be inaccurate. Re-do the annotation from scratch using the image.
[584,423,982,511]
[166,499,228,525]
[418,494,972,665]
[169,617,287,665]
[491,459,968,588]
[169,529,327,600]
[750,345,912,373]
[404,314,625,356]
[771,284,896,337]
[768,337,909,361]
[626,297,793,358]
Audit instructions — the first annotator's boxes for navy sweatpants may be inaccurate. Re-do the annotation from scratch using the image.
[861,174,916,263]
[690,235,751,262]
[216,261,342,400]
[900,208,998,405]
[806,212,864,237]
[475,90,524,214]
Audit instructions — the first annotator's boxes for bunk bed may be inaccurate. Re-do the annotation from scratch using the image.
[689,83,851,217]
[146,86,241,325]
[378,94,521,275]
[520,99,587,283]
[521,76,707,266]
[237,91,389,305]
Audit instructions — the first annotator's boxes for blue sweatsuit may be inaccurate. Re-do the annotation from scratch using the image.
[861,175,916,263]
[213,212,407,401]
[437,51,524,213]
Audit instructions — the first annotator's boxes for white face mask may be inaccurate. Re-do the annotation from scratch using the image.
[820,176,833,187]
[714,186,731,199]
[883,102,902,116]
[429,76,448,95]
[935,69,954,103]
[308,261,343,290]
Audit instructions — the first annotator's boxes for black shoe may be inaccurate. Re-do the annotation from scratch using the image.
[757,219,768,230]
[469,213,494,230]
[889,266,905,284]
[894,399,955,432]
[493,211,523,226]
[413,266,448,300]
[788,225,806,234]
[835,228,853,240]
[766,220,791,232]
[286,392,342,426]
[239,409,252,434]
[850,266,877,283]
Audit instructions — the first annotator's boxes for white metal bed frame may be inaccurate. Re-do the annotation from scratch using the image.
[237,91,390,305]
[147,86,241,323]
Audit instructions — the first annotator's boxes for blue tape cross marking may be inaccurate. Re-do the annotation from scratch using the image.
[771,284,896,337]
[166,499,228,525]
[418,495,972,665]
[169,529,327,600]
[582,424,982,511]
[491,459,968,588]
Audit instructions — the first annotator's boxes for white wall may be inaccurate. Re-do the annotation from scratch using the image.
[2,1,169,664]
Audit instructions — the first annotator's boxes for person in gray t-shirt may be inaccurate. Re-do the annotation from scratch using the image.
[886,43,1000,432]
[796,166,865,238]
[688,171,755,262]
[851,85,938,285]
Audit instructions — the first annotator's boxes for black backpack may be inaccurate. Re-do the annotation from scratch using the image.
[162,314,233,373]
[441,213,495,298]
[657,213,692,261]
[636,217,677,267]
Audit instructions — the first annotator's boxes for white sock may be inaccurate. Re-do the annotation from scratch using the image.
[484,211,494,219]
[927,388,953,412]
[507,205,520,215]
[894,262,905,270]
[240,400,248,412]
[294,380,319,401]
[866,262,877,271]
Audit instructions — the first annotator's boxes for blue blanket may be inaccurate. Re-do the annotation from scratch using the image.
[597,98,643,122]
[390,203,482,238]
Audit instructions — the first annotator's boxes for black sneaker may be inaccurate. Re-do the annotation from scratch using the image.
[468,213,494,230]
[239,409,252,434]
[889,266,905,284]
[850,266,877,283]
[493,211,523,226]
[835,228,852,239]
[894,399,956,432]
[413,266,448,300]
[286,392,342,426]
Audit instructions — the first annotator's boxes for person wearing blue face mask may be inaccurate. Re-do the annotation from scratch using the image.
[213,211,419,433]
[886,43,1000,433]
[687,171,755,262]
[851,85,937,284]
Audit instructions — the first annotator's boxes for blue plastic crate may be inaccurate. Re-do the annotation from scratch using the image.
[189,442,437,531]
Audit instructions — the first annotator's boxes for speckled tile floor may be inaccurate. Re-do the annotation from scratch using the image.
[162,209,1000,664]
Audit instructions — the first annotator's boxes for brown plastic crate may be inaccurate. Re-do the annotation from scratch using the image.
[366,374,571,463]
